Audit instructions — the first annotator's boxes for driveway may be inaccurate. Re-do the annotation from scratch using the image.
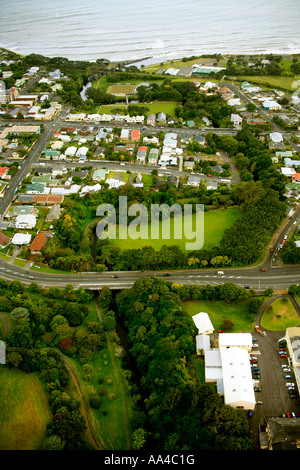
[247,295,300,449]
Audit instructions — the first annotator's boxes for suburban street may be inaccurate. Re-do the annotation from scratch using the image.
[0,103,299,291]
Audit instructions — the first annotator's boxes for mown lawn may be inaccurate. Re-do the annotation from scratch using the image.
[98,100,178,117]
[260,297,300,331]
[182,298,254,332]
[109,207,241,252]
[0,367,51,450]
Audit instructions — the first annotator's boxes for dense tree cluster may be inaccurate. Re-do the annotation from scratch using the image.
[1,280,102,449]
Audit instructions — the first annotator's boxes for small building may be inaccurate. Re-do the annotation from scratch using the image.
[15,214,37,229]
[30,232,50,254]
[218,332,253,352]
[92,169,106,181]
[0,232,10,248]
[47,204,61,221]
[187,176,201,187]
[11,233,31,245]
[192,312,214,335]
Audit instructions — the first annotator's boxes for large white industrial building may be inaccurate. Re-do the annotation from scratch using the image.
[192,312,256,410]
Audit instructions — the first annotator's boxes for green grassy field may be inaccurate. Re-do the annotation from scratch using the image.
[98,100,178,117]
[0,367,51,450]
[109,207,241,252]
[182,298,254,332]
[260,297,300,331]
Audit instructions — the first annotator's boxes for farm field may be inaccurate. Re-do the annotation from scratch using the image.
[0,367,51,450]
[109,207,241,252]
[260,297,300,331]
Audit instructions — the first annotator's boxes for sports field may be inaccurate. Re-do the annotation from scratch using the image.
[107,84,136,95]
[108,207,241,251]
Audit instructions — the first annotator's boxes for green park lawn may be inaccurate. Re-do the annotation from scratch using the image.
[98,100,178,117]
[109,207,241,252]
[182,298,254,332]
[0,367,51,450]
[260,297,300,331]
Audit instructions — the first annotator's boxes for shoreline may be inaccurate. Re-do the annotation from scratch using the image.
[1,43,300,69]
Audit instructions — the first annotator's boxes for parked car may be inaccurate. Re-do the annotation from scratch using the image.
[260,268,267,272]
[289,394,297,399]
[256,400,263,405]
[286,383,295,387]
[279,348,287,352]
[254,387,261,392]
[281,365,288,369]
[252,344,259,348]
[285,375,292,379]
[252,374,261,379]
[280,354,287,358]
[283,368,291,373]
[248,410,253,417]
[251,366,259,371]
[250,359,258,364]
[252,337,258,342]
[292,412,296,417]
[286,412,291,417]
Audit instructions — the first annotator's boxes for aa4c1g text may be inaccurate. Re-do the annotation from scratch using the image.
[147,454,195,465]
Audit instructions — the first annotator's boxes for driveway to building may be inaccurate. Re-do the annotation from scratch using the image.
[247,294,300,449]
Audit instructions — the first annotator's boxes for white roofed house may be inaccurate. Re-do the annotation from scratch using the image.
[15,214,37,229]
[231,113,243,127]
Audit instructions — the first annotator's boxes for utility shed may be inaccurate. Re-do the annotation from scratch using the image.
[220,347,255,410]
[219,332,253,351]
[192,312,214,335]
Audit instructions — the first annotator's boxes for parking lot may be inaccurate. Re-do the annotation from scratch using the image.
[248,329,299,448]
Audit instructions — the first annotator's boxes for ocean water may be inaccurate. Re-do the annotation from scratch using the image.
[0,0,299,64]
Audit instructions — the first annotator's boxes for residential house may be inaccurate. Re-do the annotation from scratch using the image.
[47,204,61,221]
[131,129,140,141]
[12,205,34,216]
[231,113,243,127]
[0,232,10,248]
[263,99,281,111]
[147,114,156,126]
[0,166,10,180]
[15,214,37,229]
[30,232,50,254]
[187,176,201,187]
[120,129,130,140]
[148,148,159,165]
[65,146,77,157]
[92,169,106,181]
[26,182,48,194]
[284,158,300,168]
[80,184,101,197]
[157,112,167,124]
[11,233,31,245]
[136,146,147,164]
